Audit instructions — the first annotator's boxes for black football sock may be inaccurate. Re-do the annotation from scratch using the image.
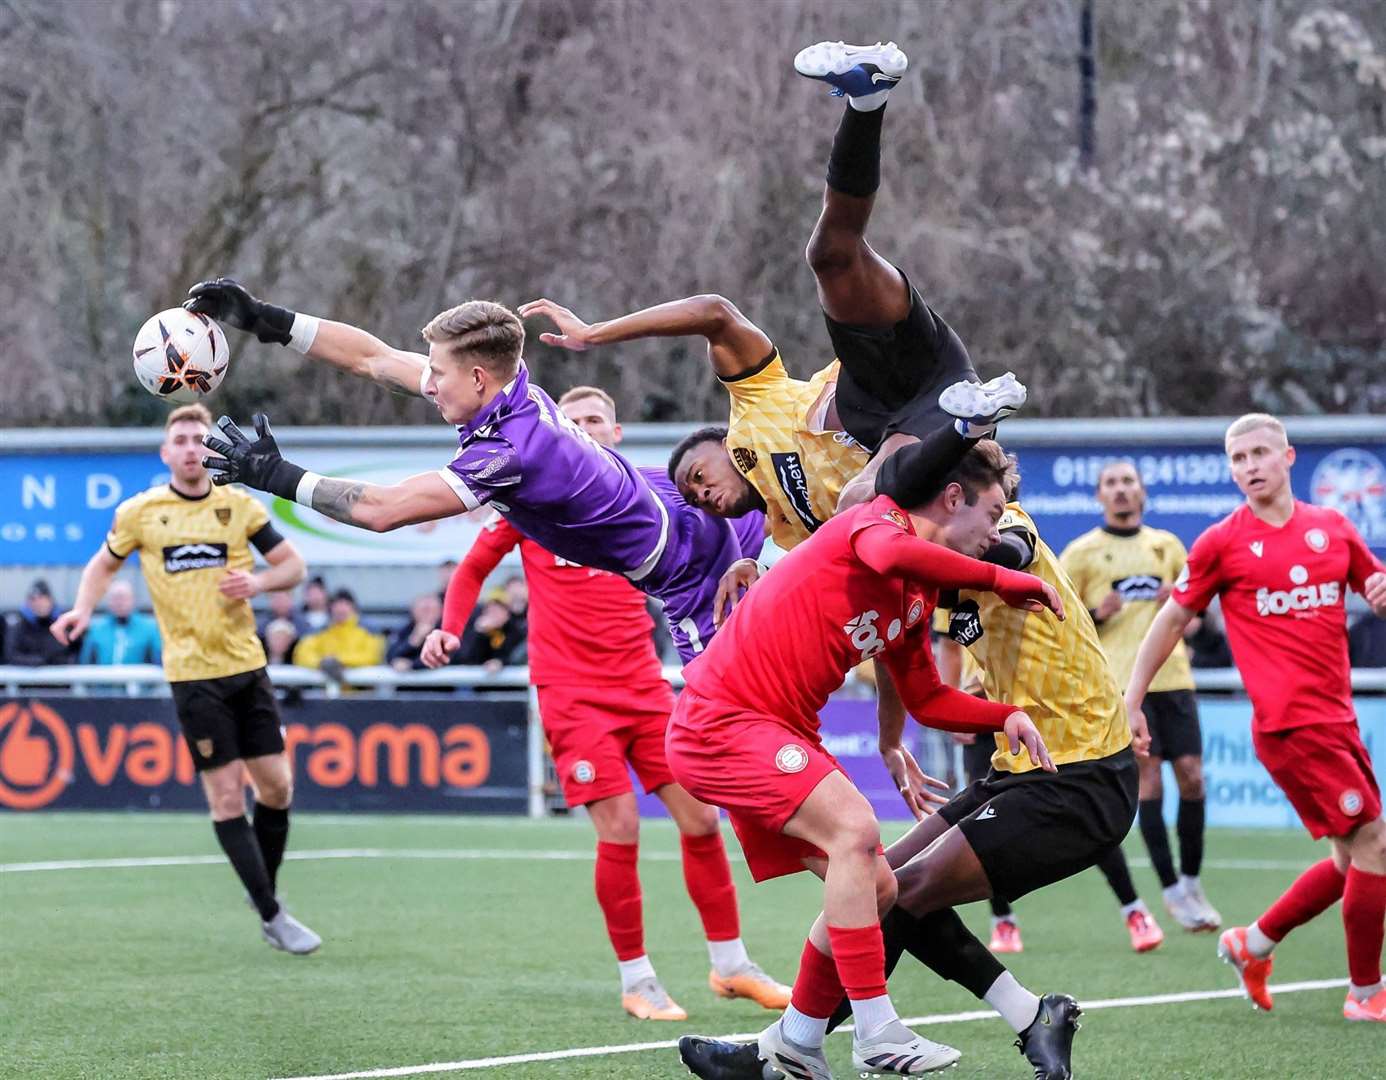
[213,816,279,921]
[252,802,290,894]
[990,895,1014,918]
[1096,846,1139,907]
[826,102,885,198]
[1139,798,1178,889]
[826,907,1005,1033]
[874,424,973,505]
[1177,797,1206,879]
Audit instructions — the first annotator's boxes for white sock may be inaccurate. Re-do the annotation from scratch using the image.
[983,971,1042,1033]
[990,913,1017,929]
[954,417,997,439]
[1162,883,1186,904]
[1180,874,1201,892]
[1245,921,1276,958]
[848,90,890,112]
[779,1005,829,1048]
[1120,899,1148,919]
[616,954,656,992]
[1349,980,1384,1002]
[708,937,751,977]
[849,994,899,1039]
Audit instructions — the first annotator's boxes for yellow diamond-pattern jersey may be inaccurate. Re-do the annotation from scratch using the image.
[952,504,1132,774]
[722,351,869,550]
[1058,525,1195,694]
[106,484,270,682]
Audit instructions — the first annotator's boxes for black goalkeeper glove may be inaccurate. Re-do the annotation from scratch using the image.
[202,414,306,499]
[184,278,297,346]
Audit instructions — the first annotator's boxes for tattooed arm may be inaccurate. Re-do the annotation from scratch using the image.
[307,472,465,532]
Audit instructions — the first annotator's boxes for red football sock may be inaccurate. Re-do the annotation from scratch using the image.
[826,923,888,1001]
[1343,866,1386,988]
[790,939,846,1019]
[1258,858,1345,942]
[594,840,644,961]
[680,831,741,941]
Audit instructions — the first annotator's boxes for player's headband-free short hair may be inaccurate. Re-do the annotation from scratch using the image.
[422,300,524,377]
[667,425,729,483]
[941,439,1020,506]
[165,403,213,430]
[557,385,617,415]
[1224,412,1288,447]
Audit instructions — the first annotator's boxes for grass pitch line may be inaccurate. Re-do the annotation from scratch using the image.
[268,978,1348,1080]
[1,849,1311,875]
[0,848,684,873]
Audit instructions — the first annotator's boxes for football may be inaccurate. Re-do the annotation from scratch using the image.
[131,308,229,403]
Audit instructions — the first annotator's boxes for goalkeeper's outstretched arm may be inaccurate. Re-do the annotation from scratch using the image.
[185,277,426,397]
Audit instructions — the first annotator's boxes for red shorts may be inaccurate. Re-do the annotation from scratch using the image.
[538,681,676,808]
[1254,721,1382,840]
[665,688,842,882]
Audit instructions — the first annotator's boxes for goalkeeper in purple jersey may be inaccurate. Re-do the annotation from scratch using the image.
[185,281,762,662]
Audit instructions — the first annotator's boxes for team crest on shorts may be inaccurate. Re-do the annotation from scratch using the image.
[572,760,596,784]
[775,744,809,774]
[906,599,924,626]
[1340,789,1364,816]
[196,738,214,759]
[1305,528,1329,552]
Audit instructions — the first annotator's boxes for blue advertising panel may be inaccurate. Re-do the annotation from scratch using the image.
[1012,440,1386,558]
[0,453,167,565]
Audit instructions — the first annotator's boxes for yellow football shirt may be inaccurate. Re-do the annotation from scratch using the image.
[1058,525,1195,694]
[106,484,273,682]
[942,504,1132,773]
[722,350,869,550]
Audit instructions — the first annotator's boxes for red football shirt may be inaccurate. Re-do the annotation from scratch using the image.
[1173,500,1383,733]
[444,515,663,687]
[681,495,1016,737]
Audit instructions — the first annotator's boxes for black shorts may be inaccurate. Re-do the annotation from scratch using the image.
[938,747,1139,904]
[825,269,976,453]
[170,667,284,772]
[1143,689,1202,761]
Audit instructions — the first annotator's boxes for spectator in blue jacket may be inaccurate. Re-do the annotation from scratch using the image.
[78,580,161,665]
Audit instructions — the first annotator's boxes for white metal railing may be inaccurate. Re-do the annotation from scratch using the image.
[4,664,1386,696]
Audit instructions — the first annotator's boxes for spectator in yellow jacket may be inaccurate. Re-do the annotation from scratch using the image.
[292,589,385,675]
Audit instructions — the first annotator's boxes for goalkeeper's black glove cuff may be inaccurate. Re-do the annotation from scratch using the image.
[253,303,297,347]
[264,458,307,501]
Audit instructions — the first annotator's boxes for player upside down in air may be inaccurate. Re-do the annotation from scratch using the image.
[420,385,787,1020]
[665,437,1063,1078]
[680,41,1150,1080]
[1127,413,1386,1022]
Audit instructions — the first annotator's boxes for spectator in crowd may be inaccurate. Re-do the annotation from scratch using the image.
[3,579,75,666]
[257,588,309,641]
[1184,600,1234,669]
[77,580,161,665]
[437,559,458,603]
[387,593,445,671]
[292,589,385,679]
[457,592,526,673]
[261,618,300,666]
[499,573,529,665]
[1349,611,1386,667]
[300,576,330,632]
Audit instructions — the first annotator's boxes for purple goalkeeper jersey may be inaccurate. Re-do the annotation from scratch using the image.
[438,363,765,662]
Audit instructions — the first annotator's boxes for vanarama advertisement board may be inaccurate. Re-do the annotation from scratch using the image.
[0,696,528,812]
